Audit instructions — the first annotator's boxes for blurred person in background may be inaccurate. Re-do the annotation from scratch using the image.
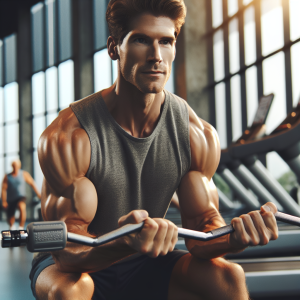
[1,159,41,230]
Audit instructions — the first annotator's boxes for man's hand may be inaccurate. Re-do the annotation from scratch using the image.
[229,202,278,250]
[118,210,178,258]
[2,201,8,210]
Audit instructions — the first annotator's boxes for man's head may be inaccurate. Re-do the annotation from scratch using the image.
[106,0,186,94]
[11,159,21,173]
[106,0,186,45]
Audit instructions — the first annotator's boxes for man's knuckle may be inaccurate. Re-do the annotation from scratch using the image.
[251,236,259,246]
[151,250,160,258]
[152,222,159,230]
[259,234,270,245]
[272,231,279,240]
[159,221,168,230]
[161,249,168,256]
[140,243,151,254]
[240,236,250,245]
[241,214,251,221]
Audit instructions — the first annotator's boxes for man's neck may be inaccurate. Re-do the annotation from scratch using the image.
[101,78,165,138]
[11,170,19,176]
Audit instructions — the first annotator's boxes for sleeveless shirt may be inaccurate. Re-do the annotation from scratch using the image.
[7,170,26,202]
[70,90,191,235]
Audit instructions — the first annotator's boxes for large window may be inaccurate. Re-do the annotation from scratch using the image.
[31,0,74,190]
[208,0,300,181]
[0,34,19,180]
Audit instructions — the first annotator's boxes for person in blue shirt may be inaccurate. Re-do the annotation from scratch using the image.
[1,159,41,230]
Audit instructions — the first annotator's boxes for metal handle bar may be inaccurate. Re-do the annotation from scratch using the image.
[1,211,299,252]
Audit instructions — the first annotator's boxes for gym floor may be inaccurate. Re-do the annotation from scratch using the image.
[0,221,34,300]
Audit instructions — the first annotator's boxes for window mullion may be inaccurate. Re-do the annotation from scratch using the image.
[223,0,233,144]
[207,0,216,127]
[238,0,247,131]
[254,0,263,100]
[282,0,293,113]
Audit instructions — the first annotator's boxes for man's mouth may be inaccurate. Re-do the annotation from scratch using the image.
[142,71,164,74]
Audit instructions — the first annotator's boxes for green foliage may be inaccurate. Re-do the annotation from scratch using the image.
[213,173,232,199]
[277,170,298,192]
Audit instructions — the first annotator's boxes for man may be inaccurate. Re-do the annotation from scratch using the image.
[1,159,41,230]
[30,0,279,299]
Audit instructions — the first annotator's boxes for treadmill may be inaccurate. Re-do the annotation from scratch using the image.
[217,94,284,213]
[229,96,300,217]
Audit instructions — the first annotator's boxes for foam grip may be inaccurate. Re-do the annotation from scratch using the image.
[26,221,67,253]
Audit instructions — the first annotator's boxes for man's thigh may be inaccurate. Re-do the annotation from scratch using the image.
[90,250,187,300]
[168,253,249,300]
[36,264,94,300]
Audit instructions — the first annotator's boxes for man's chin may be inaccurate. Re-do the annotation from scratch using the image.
[136,83,165,94]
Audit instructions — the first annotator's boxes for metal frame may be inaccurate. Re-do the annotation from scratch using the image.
[206,0,298,148]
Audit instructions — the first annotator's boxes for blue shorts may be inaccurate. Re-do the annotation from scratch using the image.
[29,250,188,300]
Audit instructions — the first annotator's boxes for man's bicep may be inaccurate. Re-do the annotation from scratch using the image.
[38,109,95,229]
[178,170,219,222]
[180,108,223,230]
[41,177,98,232]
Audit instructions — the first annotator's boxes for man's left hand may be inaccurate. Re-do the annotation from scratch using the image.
[229,202,278,250]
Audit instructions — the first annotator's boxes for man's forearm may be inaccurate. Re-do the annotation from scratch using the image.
[1,190,7,204]
[186,218,243,259]
[52,238,136,273]
[30,183,41,199]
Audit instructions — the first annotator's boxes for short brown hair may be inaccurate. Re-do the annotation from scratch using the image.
[106,0,186,44]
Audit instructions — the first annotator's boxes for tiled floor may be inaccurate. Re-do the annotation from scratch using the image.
[0,221,35,300]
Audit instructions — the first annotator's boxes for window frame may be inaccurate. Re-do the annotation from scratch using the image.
[206,0,300,147]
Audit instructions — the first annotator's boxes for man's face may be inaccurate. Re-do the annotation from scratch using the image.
[117,13,176,94]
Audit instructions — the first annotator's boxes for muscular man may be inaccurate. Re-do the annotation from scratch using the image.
[1,159,41,230]
[30,1,279,299]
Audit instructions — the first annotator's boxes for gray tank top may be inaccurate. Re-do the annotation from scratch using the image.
[70,90,191,235]
[7,170,26,202]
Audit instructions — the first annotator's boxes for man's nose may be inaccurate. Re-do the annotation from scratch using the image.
[147,41,162,64]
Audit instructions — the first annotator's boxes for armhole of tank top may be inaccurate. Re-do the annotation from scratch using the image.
[183,100,192,175]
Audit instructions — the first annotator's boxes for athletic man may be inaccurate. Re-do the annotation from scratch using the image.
[30,1,279,299]
[1,159,41,230]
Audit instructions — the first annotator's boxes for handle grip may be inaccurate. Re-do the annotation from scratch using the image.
[209,224,235,239]
[274,211,300,226]
[2,211,300,252]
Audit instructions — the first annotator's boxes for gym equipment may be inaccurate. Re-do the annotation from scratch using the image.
[230,96,300,208]
[217,94,285,212]
[219,94,300,216]
[1,211,299,253]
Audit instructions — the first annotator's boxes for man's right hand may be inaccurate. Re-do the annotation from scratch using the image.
[2,201,8,209]
[118,210,178,258]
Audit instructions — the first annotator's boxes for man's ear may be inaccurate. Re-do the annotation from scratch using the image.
[107,36,119,60]
[173,44,176,62]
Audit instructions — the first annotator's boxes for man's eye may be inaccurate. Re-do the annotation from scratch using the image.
[160,40,171,45]
[135,38,146,44]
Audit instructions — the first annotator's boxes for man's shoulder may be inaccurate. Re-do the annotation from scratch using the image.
[187,105,220,178]
[38,106,91,189]
[39,107,89,153]
[166,91,219,151]
[166,90,187,108]
[43,107,82,138]
[70,91,102,112]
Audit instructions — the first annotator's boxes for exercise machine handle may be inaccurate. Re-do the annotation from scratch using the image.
[274,211,300,226]
[1,211,300,252]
